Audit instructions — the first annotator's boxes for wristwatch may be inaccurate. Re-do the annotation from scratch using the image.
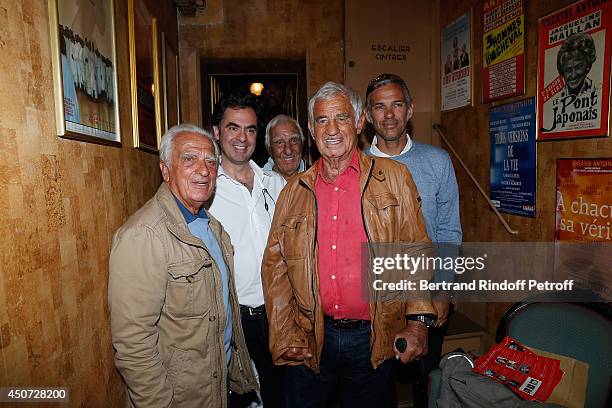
[406,313,437,328]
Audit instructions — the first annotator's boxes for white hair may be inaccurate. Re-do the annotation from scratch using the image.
[159,124,219,167]
[308,82,363,127]
[265,114,304,149]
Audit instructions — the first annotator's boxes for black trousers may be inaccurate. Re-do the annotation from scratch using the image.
[231,306,284,408]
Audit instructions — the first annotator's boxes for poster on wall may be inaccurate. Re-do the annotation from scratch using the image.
[555,158,612,298]
[489,97,536,217]
[442,10,472,111]
[482,0,525,103]
[537,0,612,140]
[48,0,121,146]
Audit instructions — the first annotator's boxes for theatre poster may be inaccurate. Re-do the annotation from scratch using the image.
[482,0,525,103]
[441,10,472,111]
[555,158,612,298]
[537,0,612,140]
[489,97,536,218]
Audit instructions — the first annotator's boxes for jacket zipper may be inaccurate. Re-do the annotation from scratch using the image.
[360,160,377,365]
[299,179,319,369]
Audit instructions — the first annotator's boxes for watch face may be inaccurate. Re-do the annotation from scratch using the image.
[407,314,437,327]
[423,316,437,327]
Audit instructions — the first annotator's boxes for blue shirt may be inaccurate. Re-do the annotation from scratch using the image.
[174,197,233,365]
[366,140,462,283]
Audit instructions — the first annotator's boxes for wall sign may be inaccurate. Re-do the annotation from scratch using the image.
[482,0,525,103]
[537,0,612,140]
[442,10,473,111]
[489,97,537,218]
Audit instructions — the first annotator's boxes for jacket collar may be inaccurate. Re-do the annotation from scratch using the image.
[155,183,224,247]
[298,149,385,192]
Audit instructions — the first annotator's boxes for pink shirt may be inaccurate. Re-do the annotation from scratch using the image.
[315,150,370,320]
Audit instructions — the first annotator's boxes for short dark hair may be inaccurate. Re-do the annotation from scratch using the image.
[211,94,261,127]
[365,73,413,111]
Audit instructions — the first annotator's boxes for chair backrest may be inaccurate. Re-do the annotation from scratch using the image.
[497,301,611,408]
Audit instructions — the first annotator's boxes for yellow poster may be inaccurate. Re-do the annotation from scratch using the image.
[483,15,524,67]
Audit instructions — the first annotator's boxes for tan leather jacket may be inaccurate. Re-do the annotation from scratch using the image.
[109,183,256,408]
[261,150,436,372]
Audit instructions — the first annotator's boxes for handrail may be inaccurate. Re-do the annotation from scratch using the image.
[433,123,519,236]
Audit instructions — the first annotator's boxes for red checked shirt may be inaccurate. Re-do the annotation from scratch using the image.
[315,149,370,321]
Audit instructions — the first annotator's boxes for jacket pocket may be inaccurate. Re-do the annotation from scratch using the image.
[165,260,211,319]
[165,347,190,404]
[365,192,400,239]
[280,215,308,260]
[366,192,399,210]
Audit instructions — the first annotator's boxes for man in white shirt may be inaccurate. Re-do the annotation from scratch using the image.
[209,94,285,408]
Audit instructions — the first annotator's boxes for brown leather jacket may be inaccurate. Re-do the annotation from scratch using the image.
[261,150,436,372]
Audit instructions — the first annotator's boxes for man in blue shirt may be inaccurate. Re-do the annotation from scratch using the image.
[364,73,462,407]
[109,124,256,407]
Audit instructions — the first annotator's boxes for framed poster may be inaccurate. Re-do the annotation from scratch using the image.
[162,32,180,132]
[489,97,536,217]
[482,0,525,103]
[555,158,612,299]
[48,0,120,146]
[441,10,473,111]
[128,0,163,152]
[537,0,612,140]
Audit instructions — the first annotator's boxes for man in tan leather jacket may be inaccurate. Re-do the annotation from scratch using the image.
[261,82,437,407]
[109,124,256,407]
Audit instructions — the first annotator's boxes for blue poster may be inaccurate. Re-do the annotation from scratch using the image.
[489,97,536,217]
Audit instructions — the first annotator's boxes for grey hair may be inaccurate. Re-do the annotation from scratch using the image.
[365,76,413,113]
[159,124,219,167]
[264,114,305,149]
[308,82,363,127]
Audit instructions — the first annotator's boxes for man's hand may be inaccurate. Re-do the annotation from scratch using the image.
[433,300,450,327]
[393,320,428,363]
[282,347,313,362]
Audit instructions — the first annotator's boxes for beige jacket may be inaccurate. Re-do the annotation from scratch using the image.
[109,183,256,408]
[261,150,436,372]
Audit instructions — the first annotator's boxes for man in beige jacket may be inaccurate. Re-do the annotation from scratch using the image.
[109,124,256,407]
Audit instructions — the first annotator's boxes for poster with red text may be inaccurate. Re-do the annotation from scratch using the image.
[482,0,525,103]
[555,158,612,300]
[537,0,612,140]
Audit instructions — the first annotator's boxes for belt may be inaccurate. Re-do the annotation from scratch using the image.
[239,304,266,317]
[323,314,370,329]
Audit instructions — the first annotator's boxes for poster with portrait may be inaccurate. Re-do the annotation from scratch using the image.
[555,159,612,299]
[48,0,120,146]
[482,0,525,103]
[537,0,612,140]
[442,10,473,111]
[489,97,536,217]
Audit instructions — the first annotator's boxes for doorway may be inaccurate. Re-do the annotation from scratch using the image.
[201,58,308,166]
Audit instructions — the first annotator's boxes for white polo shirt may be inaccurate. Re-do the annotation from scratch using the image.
[208,160,286,307]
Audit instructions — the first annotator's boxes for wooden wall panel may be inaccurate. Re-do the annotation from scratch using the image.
[440,0,612,334]
[178,0,345,126]
[0,1,176,406]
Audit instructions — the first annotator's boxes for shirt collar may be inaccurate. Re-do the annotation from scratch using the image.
[369,134,412,157]
[173,195,209,224]
[317,148,360,181]
[218,159,266,186]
